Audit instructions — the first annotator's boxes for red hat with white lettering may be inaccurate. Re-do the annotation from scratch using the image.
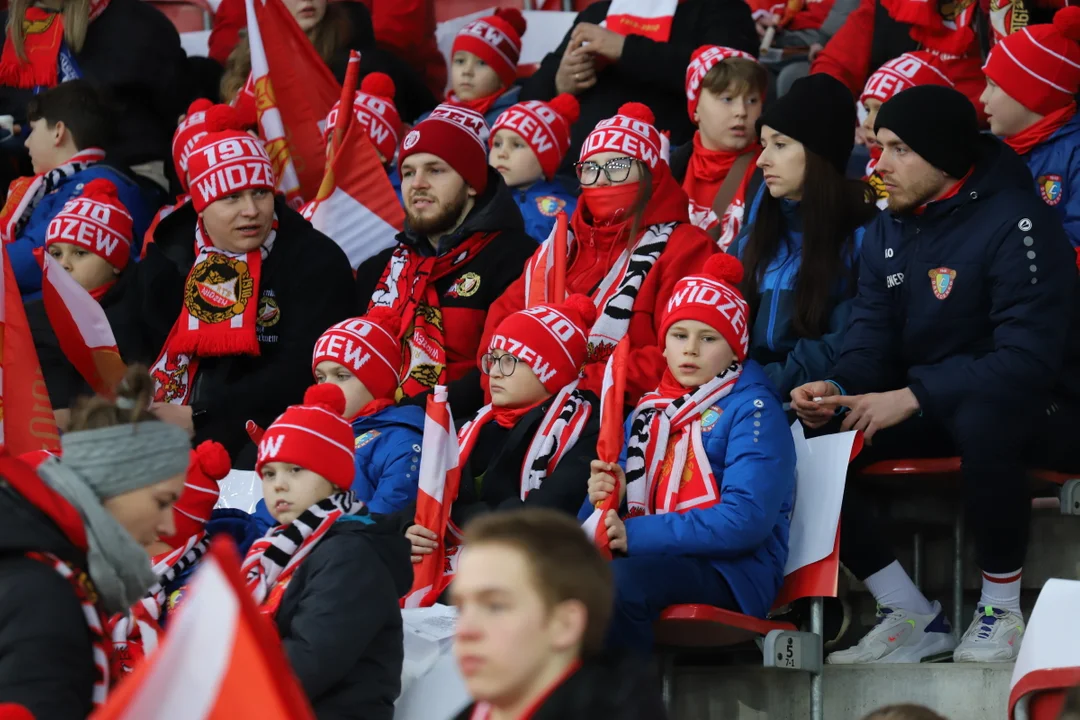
[172,99,221,191]
[452,8,528,90]
[686,45,758,120]
[860,52,953,106]
[46,178,133,270]
[323,72,402,164]
[488,293,597,393]
[580,102,665,171]
[400,103,490,193]
[983,7,1080,115]
[158,440,230,550]
[659,253,749,361]
[255,384,355,491]
[311,308,403,401]
[186,107,276,213]
[491,94,580,180]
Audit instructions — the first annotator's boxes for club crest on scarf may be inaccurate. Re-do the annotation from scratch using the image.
[150,352,193,403]
[989,0,1030,39]
[1037,174,1063,207]
[928,266,957,300]
[185,254,255,323]
[446,272,481,299]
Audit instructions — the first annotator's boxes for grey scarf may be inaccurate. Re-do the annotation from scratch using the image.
[38,422,192,614]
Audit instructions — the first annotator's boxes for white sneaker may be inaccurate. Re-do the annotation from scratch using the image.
[826,602,957,664]
[953,606,1024,662]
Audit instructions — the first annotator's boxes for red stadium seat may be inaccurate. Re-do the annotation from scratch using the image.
[148,0,211,33]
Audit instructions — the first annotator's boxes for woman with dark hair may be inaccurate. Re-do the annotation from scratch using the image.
[482,102,718,406]
[219,0,435,124]
[728,74,878,399]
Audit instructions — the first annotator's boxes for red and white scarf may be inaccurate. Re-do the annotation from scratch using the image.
[367,232,495,397]
[105,532,210,684]
[445,90,503,119]
[683,135,759,250]
[0,148,106,245]
[625,364,741,516]
[881,0,978,56]
[150,218,276,404]
[0,0,110,89]
[524,222,673,364]
[601,0,679,42]
[1005,103,1077,157]
[242,491,368,619]
[27,551,109,707]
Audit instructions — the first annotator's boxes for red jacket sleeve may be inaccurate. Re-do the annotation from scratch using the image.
[208,0,246,66]
[809,0,876,96]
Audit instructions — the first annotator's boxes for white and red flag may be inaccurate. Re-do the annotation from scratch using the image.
[90,538,316,720]
[582,337,630,559]
[402,386,461,609]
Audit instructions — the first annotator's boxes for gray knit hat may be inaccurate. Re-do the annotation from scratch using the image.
[60,422,192,498]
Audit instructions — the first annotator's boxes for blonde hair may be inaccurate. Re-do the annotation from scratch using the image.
[68,364,158,431]
[7,0,91,60]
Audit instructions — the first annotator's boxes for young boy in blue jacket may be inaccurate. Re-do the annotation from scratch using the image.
[585,253,796,653]
[0,80,152,297]
[981,7,1080,251]
[488,94,580,243]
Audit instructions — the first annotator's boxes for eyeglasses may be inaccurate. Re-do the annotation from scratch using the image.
[481,353,519,377]
[575,157,636,186]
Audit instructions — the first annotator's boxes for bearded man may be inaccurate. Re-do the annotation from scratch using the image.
[356,104,535,415]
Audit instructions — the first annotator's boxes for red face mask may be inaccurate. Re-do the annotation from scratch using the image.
[581,182,641,224]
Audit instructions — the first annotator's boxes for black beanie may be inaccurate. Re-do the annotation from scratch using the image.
[874,85,980,179]
[756,74,856,174]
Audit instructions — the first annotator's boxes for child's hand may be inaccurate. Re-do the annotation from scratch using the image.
[605,510,627,553]
[588,460,626,507]
[405,524,438,564]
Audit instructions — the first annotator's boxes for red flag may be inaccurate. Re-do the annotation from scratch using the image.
[244,0,340,206]
[302,52,404,268]
[39,253,126,398]
[0,246,60,455]
[582,338,630,559]
[90,538,316,720]
[402,386,460,608]
[551,211,568,304]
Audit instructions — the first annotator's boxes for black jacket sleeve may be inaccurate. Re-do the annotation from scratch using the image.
[0,559,96,720]
[281,535,402,701]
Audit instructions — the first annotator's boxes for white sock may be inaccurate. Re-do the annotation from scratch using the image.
[980,569,1023,614]
[863,560,936,615]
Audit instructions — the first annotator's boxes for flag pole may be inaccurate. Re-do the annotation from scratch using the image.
[552,210,568,303]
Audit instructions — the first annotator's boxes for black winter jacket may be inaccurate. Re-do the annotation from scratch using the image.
[275,516,411,720]
[520,0,757,178]
[452,654,667,720]
[0,0,192,170]
[831,136,1080,417]
[131,197,355,461]
[0,475,96,720]
[356,168,536,418]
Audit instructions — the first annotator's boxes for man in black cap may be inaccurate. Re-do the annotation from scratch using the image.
[791,85,1080,665]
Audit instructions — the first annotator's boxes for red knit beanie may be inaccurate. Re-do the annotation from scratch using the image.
[158,440,230,549]
[983,7,1080,115]
[580,102,666,171]
[255,384,355,491]
[45,179,133,270]
[324,72,402,163]
[452,8,528,90]
[488,293,597,393]
[400,104,490,193]
[172,99,217,191]
[186,106,276,213]
[311,308,404,400]
[685,45,758,120]
[0,704,34,720]
[861,51,954,105]
[659,253,750,361]
[491,94,580,180]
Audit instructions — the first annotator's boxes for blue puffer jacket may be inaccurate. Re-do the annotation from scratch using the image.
[415,85,521,129]
[581,361,796,619]
[728,185,869,398]
[511,179,578,243]
[253,403,425,524]
[1021,112,1080,249]
[11,164,154,297]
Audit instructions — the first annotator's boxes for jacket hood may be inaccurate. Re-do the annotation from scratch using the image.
[918,136,1034,221]
[352,403,426,434]
[0,482,83,561]
[330,515,413,597]
[399,168,526,257]
[571,164,691,236]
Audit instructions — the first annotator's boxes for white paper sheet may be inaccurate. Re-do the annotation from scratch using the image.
[1010,578,1080,693]
[396,605,471,720]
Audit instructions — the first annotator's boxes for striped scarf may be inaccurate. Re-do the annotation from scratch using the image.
[0,148,106,244]
[625,364,741,516]
[242,492,368,616]
[27,551,109,707]
[524,223,673,364]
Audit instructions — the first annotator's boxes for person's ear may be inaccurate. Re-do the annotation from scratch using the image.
[547,598,588,654]
[692,111,699,124]
[467,186,478,199]
[113,265,121,276]
[52,120,66,147]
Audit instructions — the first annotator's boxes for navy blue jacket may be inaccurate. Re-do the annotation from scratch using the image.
[350,404,425,515]
[511,179,578,244]
[830,136,1080,418]
[729,185,870,398]
[1021,113,1080,249]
